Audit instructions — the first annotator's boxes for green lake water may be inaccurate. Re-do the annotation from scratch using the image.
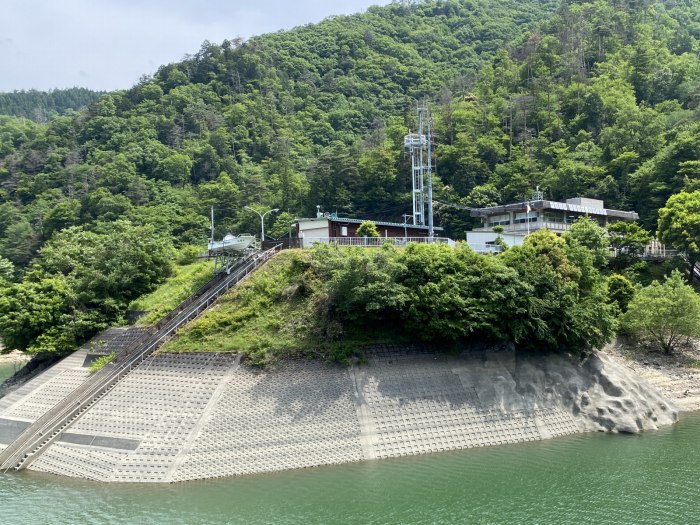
[1,413,699,524]
[0,362,23,384]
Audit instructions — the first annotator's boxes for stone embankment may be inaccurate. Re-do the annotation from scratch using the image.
[0,341,678,483]
[605,341,700,412]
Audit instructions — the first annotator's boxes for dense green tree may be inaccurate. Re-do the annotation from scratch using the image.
[0,88,103,121]
[500,230,615,353]
[0,221,174,354]
[607,274,635,314]
[621,271,700,353]
[0,256,14,282]
[0,277,74,353]
[356,220,380,238]
[657,191,700,282]
[607,221,652,258]
[312,234,614,353]
[564,216,610,269]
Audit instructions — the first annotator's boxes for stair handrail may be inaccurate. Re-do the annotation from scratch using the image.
[0,244,282,471]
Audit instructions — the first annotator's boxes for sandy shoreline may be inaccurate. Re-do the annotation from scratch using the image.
[0,350,31,366]
[605,341,700,413]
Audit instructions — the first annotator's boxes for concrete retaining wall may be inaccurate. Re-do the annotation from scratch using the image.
[0,345,677,483]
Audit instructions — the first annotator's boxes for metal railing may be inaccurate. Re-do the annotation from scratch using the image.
[0,244,282,472]
[472,221,570,233]
[466,243,504,254]
[304,237,455,248]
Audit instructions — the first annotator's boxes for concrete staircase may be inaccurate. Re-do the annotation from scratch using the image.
[0,245,282,472]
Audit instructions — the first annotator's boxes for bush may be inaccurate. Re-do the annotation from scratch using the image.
[607,274,635,313]
[88,352,116,373]
[621,270,700,353]
[356,220,380,238]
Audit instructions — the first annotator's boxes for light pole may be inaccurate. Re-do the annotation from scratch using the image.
[289,222,298,248]
[244,206,279,244]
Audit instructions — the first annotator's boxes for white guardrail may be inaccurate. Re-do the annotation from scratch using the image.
[306,237,456,248]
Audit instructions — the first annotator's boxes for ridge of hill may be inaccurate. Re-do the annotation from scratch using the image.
[1,0,700,357]
[0,88,104,122]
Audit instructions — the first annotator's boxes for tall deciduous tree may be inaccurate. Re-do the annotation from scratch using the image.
[621,271,700,353]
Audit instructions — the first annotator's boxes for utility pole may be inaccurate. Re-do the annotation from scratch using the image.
[210,206,215,242]
[402,213,411,239]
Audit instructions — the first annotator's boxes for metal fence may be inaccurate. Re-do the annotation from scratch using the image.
[466,243,504,254]
[305,237,456,248]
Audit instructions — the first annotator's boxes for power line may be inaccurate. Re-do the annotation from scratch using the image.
[433,199,474,211]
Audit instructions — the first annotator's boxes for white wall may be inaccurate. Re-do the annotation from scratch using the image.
[297,219,330,248]
[465,231,526,251]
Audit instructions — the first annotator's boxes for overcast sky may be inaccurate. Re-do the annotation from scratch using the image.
[1,0,392,93]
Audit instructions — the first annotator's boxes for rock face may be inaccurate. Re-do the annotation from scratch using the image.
[0,345,679,483]
[504,351,679,433]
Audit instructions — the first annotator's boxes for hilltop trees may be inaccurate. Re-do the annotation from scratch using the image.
[312,233,615,354]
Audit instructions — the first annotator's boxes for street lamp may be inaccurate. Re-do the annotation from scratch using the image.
[244,206,279,244]
[289,222,297,248]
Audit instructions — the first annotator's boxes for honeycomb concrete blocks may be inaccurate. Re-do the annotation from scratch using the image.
[20,345,677,483]
[351,346,580,460]
[170,360,364,481]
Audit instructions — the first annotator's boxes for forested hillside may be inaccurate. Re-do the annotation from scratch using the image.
[1,0,699,355]
[0,88,103,122]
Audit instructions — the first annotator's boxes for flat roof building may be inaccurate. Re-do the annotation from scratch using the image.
[295,213,446,249]
[466,197,639,250]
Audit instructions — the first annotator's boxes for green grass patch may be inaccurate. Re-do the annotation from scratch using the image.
[130,258,214,326]
[162,250,412,366]
[88,352,116,373]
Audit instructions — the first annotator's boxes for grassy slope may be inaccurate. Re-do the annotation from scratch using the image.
[129,258,214,326]
[161,250,410,366]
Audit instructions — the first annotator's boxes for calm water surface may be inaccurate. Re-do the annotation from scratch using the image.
[0,362,23,383]
[1,413,699,525]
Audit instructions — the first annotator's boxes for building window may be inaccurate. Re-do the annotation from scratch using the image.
[543,211,564,223]
[487,214,510,226]
[341,226,348,237]
[514,211,538,224]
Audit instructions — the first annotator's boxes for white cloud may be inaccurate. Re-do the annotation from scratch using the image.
[0,0,391,92]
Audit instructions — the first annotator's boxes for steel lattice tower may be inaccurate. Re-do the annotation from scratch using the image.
[403,107,434,237]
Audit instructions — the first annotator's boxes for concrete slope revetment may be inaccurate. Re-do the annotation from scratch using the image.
[3,344,678,483]
[0,246,282,473]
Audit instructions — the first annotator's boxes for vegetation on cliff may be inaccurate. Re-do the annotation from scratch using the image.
[166,220,615,365]
[1,0,699,356]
